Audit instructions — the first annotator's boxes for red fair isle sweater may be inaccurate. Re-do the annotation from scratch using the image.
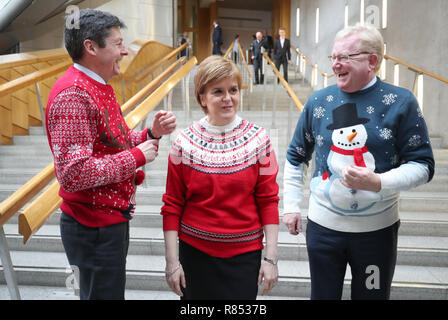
[161,116,280,258]
[46,66,147,227]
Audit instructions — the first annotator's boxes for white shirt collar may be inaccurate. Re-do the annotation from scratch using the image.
[360,76,377,90]
[74,63,106,84]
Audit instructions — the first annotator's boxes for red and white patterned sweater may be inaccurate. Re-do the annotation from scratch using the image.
[161,116,280,258]
[46,66,147,227]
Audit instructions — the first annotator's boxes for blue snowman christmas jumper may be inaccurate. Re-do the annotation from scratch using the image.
[284,77,435,232]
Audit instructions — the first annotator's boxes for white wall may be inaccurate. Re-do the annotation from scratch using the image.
[20,0,174,52]
[290,0,448,146]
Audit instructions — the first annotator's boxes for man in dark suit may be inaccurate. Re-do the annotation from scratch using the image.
[273,27,291,82]
[262,30,274,59]
[251,31,265,84]
[212,20,223,55]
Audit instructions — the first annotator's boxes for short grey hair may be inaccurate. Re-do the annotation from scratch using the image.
[335,24,384,72]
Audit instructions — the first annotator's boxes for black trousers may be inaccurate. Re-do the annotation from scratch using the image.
[306,219,399,300]
[253,57,263,84]
[275,58,288,82]
[212,44,221,55]
[179,240,261,300]
[60,212,129,300]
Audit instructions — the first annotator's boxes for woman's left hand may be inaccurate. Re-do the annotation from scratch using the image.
[258,260,278,296]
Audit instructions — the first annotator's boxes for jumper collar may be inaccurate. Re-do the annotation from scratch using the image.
[74,63,106,84]
[200,115,242,134]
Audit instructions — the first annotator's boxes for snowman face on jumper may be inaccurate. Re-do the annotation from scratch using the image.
[332,124,368,150]
[327,103,370,150]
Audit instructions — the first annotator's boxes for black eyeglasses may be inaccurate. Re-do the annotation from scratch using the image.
[328,52,371,63]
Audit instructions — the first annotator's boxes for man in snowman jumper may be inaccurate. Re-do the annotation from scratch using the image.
[283,24,434,299]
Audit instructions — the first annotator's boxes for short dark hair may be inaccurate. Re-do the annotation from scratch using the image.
[64,9,126,62]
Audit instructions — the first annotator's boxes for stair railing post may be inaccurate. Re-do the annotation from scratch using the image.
[185,71,191,122]
[262,57,267,111]
[167,88,173,112]
[271,73,278,129]
[34,82,47,137]
[239,80,244,112]
[181,75,186,115]
[302,61,306,86]
[287,99,294,144]
[0,227,21,300]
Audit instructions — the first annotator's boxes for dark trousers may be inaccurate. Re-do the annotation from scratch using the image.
[253,57,263,84]
[212,44,221,55]
[179,240,261,300]
[306,219,399,300]
[60,212,129,300]
[233,51,238,64]
[275,58,288,82]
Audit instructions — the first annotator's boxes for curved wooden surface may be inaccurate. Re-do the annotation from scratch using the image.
[121,57,186,115]
[238,42,252,80]
[0,163,55,227]
[224,41,234,59]
[384,54,448,84]
[0,60,72,98]
[122,42,188,83]
[0,48,68,71]
[125,56,198,129]
[18,181,61,244]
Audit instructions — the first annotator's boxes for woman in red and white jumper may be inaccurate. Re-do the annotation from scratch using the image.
[162,55,280,300]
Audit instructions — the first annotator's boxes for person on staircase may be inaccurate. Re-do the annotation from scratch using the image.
[212,20,223,55]
[273,27,291,83]
[45,9,177,300]
[161,55,280,300]
[251,31,265,85]
[283,24,434,300]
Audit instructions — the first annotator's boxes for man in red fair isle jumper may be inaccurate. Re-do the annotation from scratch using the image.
[46,9,176,299]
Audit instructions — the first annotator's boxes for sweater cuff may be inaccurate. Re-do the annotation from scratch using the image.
[142,128,149,141]
[163,214,180,231]
[130,147,146,168]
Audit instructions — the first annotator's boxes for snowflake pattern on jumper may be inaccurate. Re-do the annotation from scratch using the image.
[52,145,62,159]
[316,135,324,147]
[366,106,375,114]
[305,132,314,143]
[93,158,107,171]
[379,128,393,140]
[390,154,399,166]
[68,144,83,157]
[313,106,325,118]
[382,93,398,105]
[326,95,334,102]
[296,146,306,157]
[417,108,423,118]
[408,135,422,147]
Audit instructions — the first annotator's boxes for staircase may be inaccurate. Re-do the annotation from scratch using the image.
[1,67,447,300]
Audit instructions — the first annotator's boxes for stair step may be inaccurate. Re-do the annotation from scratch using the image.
[1,251,447,299]
[3,223,448,267]
[0,285,180,300]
